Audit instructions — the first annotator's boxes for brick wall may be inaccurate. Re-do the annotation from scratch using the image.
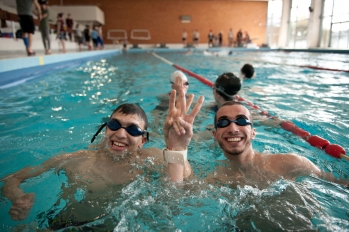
[49,0,268,46]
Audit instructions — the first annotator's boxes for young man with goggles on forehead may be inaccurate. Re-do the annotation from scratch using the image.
[167,99,349,190]
[1,80,204,225]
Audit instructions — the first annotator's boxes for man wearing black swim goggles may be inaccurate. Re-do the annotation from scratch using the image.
[212,101,256,157]
[91,103,151,154]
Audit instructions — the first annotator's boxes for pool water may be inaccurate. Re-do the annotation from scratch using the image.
[0,50,348,231]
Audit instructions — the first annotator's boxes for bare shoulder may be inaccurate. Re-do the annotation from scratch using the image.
[43,150,95,169]
[264,153,321,178]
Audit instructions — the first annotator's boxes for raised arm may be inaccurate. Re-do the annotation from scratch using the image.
[163,76,204,182]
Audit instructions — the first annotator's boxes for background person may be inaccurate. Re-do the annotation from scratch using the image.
[150,71,190,139]
[182,29,187,47]
[38,2,50,54]
[208,30,214,47]
[56,13,66,53]
[97,25,104,49]
[15,0,42,56]
[83,24,92,50]
[236,29,243,47]
[218,31,223,46]
[91,25,100,49]
[211,72,241,110]
[75,23,84,51]
[228,28,234,47]
[65,13,73,41]
[240,63,255,79]
[244,31,251,45]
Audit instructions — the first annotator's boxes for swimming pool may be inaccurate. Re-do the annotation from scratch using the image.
[0,50,348,231]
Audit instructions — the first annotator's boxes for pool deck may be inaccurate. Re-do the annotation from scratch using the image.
[0,48,123,88]
[0,46,348,88]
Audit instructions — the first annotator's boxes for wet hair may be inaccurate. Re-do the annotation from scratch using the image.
[241,64,255,78]
[111,103,148,130]
[215,72,241,101]
[214,101,253,126]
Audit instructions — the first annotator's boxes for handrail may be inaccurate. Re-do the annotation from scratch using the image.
[107,29,127,41]
[130,29,151,40]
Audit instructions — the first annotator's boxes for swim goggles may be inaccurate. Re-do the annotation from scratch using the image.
[171,82,189,86]
[216,117,252,128]
[212,85,235,98]
[91,119,149,143]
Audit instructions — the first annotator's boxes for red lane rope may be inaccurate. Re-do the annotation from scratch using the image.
[173,64,214,88]
[252,59,349,73]
[153,54,348,161]
[299,65,349,73]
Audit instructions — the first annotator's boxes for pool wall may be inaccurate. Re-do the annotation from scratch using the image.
[0,49,121,88]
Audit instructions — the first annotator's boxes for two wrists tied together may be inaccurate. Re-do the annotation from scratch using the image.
[163,148,187,166]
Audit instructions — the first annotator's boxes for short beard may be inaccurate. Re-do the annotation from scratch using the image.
[99,138,139,162]
[218,139,251,156]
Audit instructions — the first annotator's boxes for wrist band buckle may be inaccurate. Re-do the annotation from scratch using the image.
[163,148,187,166]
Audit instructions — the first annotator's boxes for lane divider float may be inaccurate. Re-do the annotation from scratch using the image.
[152,52,349,161]
[237,58,349,73]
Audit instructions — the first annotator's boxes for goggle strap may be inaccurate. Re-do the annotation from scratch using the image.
[91,123,107,143]
[143,131,149,141]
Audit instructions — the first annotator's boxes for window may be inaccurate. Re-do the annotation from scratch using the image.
[288,0,311,48]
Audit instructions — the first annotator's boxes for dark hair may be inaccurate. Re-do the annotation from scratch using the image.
[111,103,148,130]
[241,64,255,78]
[214,101,253,126]
[58,13,63,18]
[215,72,241,101]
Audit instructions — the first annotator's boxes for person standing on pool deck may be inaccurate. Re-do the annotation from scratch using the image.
[56,13,66,53]
[38,2,50,55]
[15,0,42,56]
[1,91,203,222]
[65,13,74,41]
[182,29,188,47]
[164,90,349,188]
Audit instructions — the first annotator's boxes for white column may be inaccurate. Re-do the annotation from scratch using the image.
[278,0,292,48]
[307,0,324,48]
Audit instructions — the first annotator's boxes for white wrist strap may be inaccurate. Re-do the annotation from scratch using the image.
[163,148,187,166]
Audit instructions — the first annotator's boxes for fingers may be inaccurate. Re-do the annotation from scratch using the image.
[172,119,184,135]
[9,194,34,221]
[186,94,194,112]
[189,96,205,119]
[168,89,177,113]
[178,118,192,133]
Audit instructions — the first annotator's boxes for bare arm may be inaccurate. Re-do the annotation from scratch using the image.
[1,151,86,220]
[272,153,349,186]
[33,0,41,20]
[163,76,204,182]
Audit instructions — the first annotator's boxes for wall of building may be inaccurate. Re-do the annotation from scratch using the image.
[49,0,268,46]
